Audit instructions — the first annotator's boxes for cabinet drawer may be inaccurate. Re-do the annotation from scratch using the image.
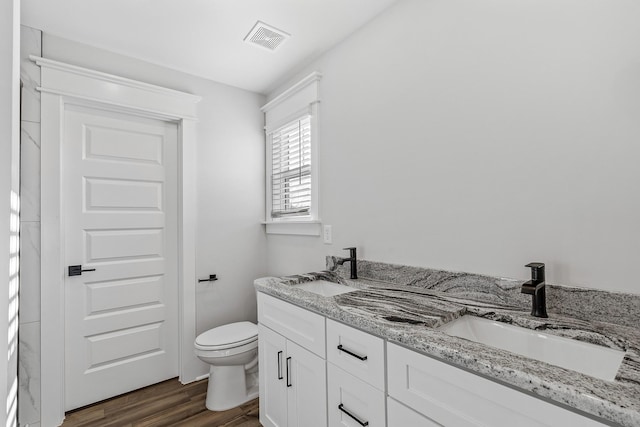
[327,319,385,390]
[387,343,608,427]
[328,363,385,427]
[257,292,325,357]
[387,397,441,427]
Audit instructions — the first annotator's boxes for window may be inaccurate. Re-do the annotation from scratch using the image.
[271,116,311,218]
[262,72,321,235]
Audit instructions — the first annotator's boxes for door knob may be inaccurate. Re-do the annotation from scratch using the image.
[68,265,96,276]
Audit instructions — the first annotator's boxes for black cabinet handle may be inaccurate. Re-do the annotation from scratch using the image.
[277,351,283,380]
[338,404,369,426]
[286,357,292,387]
[337,344,368,361]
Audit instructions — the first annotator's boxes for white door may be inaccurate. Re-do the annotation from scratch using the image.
[63,105,179,410]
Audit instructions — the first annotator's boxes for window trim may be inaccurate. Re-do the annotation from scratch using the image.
[262,72,322,236]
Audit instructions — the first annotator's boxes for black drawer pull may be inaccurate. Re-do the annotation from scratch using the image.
[277,351,283,380]
[337,344,368,361]
[286,357,292,387]
[338,404,369,426]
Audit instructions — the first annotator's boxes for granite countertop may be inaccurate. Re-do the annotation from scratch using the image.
[254,260,640,427]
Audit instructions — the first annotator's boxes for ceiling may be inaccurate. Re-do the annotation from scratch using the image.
[21,0,400,94]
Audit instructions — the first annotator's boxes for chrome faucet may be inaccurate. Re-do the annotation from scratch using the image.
[521,262,548,318]
[336,247,358,279]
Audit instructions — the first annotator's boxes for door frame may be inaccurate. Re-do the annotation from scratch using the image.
[35,56,202,426]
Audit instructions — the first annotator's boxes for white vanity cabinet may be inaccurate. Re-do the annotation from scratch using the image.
[258,293,327,427]
[387,342,609,427]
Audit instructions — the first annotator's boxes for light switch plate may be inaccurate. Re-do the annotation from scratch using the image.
[323,225,332,244]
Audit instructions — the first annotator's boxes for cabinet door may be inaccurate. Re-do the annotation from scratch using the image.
[259,324,288,427]
[286,340,327,427]
[328,363,386,427]
[387,397,442,427]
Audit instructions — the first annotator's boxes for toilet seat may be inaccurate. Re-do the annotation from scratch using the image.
[195,321,258,351]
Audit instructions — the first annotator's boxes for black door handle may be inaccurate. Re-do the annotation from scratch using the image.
[286,357,292,387]
[198,274,218,283]
[68,265,96,276]
[277,351,283,380]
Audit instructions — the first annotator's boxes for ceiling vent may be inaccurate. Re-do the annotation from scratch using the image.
[244,21,290,52]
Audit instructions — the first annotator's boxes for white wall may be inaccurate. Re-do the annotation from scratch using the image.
[41,34,267,367]
[266,0,640,294]
[1,1,20,426]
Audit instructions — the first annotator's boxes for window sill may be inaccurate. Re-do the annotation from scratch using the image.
[263,220,322,236]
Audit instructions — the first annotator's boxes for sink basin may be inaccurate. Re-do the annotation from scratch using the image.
[439,315,625,381]
[295,280,358,297]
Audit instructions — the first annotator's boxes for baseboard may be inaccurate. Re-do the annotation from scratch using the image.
[195,373,210,381]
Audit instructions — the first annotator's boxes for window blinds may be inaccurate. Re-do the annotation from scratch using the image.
[271,116,312,218]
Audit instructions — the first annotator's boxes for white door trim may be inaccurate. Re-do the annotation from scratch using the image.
[35,56,202,426]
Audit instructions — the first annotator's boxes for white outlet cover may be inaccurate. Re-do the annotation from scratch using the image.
[323,225,332,244]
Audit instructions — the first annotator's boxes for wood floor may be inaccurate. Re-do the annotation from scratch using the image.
[61,378,261,427]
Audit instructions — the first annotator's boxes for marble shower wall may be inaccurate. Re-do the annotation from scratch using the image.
[19,25,42,427]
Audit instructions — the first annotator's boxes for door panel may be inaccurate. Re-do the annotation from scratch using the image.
[85,228,164,261]
[259,324,288,427]
[64,106,178,410]
[84,123,164,164]
[85,275,164,314]
[286,340,327,427]
[86,322,164,368]
[85,178,163,211]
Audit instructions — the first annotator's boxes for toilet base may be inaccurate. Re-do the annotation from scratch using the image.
[205,364,259,411]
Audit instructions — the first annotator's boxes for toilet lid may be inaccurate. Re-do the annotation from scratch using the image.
[195,321,258,349]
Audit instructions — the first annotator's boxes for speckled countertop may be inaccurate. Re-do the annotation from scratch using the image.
[254,259,640,427]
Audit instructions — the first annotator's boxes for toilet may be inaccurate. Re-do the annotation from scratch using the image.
[194,321,259,411]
